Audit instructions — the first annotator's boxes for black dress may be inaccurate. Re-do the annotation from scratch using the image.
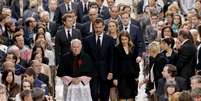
[114,45,139,99]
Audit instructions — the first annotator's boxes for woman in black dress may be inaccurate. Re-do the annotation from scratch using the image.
[114,31,139,101]
[160,37,178,65]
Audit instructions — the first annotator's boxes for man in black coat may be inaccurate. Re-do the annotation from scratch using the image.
[83,18,115,101]
[53,0,79,25]
[176,29,197,88]
[156,64,187,97]
[55,12,81,65]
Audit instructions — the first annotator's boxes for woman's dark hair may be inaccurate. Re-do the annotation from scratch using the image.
[1,70,15,88]
[23,68,36,79]
[161,26,175,38]
[161,37,175,49]
[32,45,45,60]
[35,32,46,42]
[31,46,48,64]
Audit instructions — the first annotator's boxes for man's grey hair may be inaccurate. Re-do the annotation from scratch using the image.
[70,39,82,46]
[191,75,201,83]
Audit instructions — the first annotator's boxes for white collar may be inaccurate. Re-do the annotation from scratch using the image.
[181,39,189,46]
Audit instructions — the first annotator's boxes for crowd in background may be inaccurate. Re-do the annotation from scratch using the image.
[0,0,201,101]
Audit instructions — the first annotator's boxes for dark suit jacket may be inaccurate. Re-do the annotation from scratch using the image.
[176,40,197,79]
[81,21,93,38]
[48,21,58,37]
[156,77,187,96]
[55,27,81,65]
[77,1,89,23]
[120,24,145,56]
[57,51,93,77]
[149,53,168,87]
[113,45,139,79]
[83,33,115,80]
[38,73,49,87]
[53,2,79,25]
[99,5,110,20]
[11,0,29,20]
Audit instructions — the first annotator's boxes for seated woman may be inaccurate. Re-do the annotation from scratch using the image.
[57,39,93,101]
[15,80,33,101]
[1,70,20,101]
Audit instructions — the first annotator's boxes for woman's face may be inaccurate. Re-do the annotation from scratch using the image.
[34,53,42,63]
[108,22,117,33]
[38,28,45,34]
[35,48,43,56]
[37,34,45,41]
[163,28,172,38]
[167,86,176,95]
[6,72,13,84]
[160,41,168,51]
[166,15,173,24]
[23,81,31,90]
[174,15,180,25]
[121,36,129,46]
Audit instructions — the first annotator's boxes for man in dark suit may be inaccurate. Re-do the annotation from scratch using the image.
[83,18,115,101]
[39,11,58,37]
[96,0,110,20]
[120,12,145,57]
[81,8,98,38]
[53,0,79,25]
[176,29,197,88]
[156,64,187,97]
[11,0,29,20]
[77,0,90,23]
[55,12,81,65]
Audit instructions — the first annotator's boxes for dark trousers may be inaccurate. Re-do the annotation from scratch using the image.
[90,77,110,101]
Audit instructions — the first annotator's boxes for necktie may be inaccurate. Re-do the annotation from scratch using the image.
[84,3,88,14]
[98,7,101,14]
[67,4,70,11]
[125,26,128,31]
[97,35,101,48]
[67,30,71,40]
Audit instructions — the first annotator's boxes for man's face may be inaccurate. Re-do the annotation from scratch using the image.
[42,13,49,23]
[71,42,82,56]
[15,36,24,49]
[49,0,57,11]
[110,6,118,19]
[32,61,42,74]
[94,23,104,35]
[121,13,130,26]
[107,0,115,8]
[191,79,201,89]
[162,66,169,78]
[64,16,74,28]
[89,9,98,22]
[64,0,71,3]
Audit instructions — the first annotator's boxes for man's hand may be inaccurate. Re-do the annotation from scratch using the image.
[72,78,81,85]
[107,73,113,80]
[136,56,142,63]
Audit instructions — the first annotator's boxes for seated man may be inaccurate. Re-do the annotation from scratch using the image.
[156,64,187,97]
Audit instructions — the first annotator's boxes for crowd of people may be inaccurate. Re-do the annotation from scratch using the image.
[0,0,201,101]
